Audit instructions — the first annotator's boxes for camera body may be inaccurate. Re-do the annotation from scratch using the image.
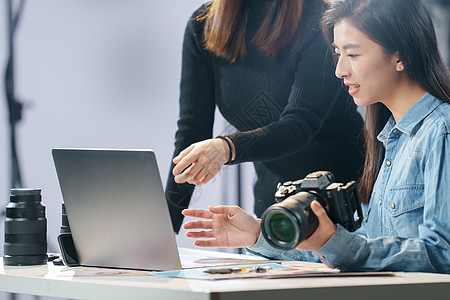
[261,171,363,250]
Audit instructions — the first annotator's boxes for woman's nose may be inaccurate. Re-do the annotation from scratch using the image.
[335,57,349,79]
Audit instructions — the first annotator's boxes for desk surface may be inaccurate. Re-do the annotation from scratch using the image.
[1,249,450,300]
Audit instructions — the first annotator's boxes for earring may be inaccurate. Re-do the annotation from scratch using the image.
[397,66,403,71]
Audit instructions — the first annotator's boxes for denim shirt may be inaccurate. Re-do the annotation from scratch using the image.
[248,93,450,273]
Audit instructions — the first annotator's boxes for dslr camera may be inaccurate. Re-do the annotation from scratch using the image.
[261,171,363,250]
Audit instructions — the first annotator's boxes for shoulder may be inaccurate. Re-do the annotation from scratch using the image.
[426,100,450,136]
[296,0,330,50]
[185,2,211,42]
[408,96,450,153]
[180,2,213,55]
[187,2,210,30]
[300,0,328,32]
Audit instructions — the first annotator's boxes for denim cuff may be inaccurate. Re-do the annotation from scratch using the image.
[248,231,323,263]
[313,224,358,270]
[247,232,300,260]
[247,231,285,258]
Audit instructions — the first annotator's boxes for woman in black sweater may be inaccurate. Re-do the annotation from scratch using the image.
[166,0,365,232]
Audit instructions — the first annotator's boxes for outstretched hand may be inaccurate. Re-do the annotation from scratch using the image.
[182,205,261,248]
[172,138,230,186]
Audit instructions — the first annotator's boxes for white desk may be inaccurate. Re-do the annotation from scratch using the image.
[1,249,450,300]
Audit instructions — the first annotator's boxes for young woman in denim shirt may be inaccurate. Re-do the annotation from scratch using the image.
[181,0,450,273]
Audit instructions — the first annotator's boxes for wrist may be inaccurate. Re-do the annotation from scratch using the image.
[216,136,235,164]
[250,221,262,247]
[225,136,236,162]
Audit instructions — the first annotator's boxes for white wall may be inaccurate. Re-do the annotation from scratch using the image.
[0,0,256,278]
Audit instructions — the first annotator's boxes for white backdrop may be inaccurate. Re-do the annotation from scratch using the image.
[0,1,256,285]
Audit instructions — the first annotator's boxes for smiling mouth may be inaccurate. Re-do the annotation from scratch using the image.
[347,84,360,95]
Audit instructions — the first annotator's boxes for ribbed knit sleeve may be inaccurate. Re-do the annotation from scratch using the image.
[165,16,216,232]
[227,22,343,163]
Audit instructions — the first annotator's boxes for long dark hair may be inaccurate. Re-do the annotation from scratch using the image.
[196,0,308,62]
[321,0,450,204]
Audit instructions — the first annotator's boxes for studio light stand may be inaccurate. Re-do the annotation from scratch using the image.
[4,1,28,300]
[3,0,25,220]
[5,0,25,191]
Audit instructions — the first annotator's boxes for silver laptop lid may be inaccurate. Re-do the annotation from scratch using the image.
[52,148,181,271]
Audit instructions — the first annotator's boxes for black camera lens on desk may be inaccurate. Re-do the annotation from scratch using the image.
[3,188,48,266]
[261,171,363,250]
[60,202,71,234]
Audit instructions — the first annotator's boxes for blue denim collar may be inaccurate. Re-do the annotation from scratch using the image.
[377,92,442,142]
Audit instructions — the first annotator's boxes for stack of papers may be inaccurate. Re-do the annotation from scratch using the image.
[153,261,340,280]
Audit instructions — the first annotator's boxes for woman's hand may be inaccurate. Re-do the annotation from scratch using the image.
[182,205,261,248]
[172,138,231,185]
[295,200,336,251]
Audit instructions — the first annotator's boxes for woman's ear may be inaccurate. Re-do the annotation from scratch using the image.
[394,53,404,71]
[396,60,405,71]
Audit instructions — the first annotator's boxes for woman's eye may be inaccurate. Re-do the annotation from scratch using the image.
[347,54,359,59]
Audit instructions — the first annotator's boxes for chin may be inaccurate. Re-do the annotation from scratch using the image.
[351,97,363,106]
[352,96,371,107]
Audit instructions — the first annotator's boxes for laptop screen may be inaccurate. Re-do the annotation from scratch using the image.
[52,148,182,271]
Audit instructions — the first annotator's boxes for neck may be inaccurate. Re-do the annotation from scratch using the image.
[382,76,427,123]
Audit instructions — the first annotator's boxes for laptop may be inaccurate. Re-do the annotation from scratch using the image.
[52,148,182,271]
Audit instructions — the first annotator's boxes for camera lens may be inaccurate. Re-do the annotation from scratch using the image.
[267,212,297,243]
[261,192,321,250]
[60,202,71,234]
[3,188,47,266]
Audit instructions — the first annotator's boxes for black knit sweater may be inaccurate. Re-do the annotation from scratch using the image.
[165,0,365,232]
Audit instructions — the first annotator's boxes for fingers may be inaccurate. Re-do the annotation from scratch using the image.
[183,220,213,230]
[173,144,195,164]
[183,217,219,248]
[182,209,213,219]
[310,201,331,225]
[178,164,211,185]
[182,209,215,231]
[174,162,201,184]
[185,230,215,239]
[182,205,259,248]
[296,201,336,251]
[311,200,336,236]
[208,205,226,214]
[191,168,209,184]
[197,173,212,185]
[208,205,239,216]
[172,139,227,183]
[173,147,197,176]
[174,162,218,185]
[193,240,220,247]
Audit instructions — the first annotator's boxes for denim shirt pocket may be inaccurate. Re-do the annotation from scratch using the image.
[385,185,424,236]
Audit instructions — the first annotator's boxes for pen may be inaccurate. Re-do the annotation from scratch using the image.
[204,266,272,274]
